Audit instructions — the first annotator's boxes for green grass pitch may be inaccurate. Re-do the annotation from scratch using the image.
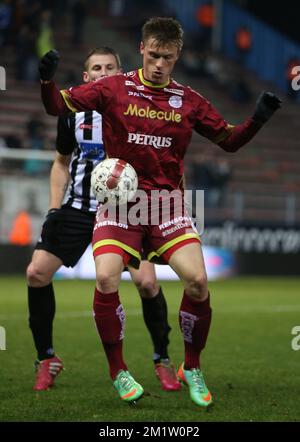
[0,276,299,422]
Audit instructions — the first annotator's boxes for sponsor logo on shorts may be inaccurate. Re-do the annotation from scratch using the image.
[123,103,182,123]
[127,132,172,149]
[93,189,204,234]
[94,220,128,230]
[159,216,193,237]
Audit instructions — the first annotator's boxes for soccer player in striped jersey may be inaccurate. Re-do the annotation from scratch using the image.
[27,47,180,392]
[39,17,281,406]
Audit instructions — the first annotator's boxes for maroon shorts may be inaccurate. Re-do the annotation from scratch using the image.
[92,198,200,268]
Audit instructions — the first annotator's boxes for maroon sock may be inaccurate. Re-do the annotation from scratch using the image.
[93,288,127,379]
[179,291,212,369]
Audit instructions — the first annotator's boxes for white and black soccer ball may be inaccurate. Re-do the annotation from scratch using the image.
[91,158,138,204]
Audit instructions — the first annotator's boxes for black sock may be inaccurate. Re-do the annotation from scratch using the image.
[141,287,171,363]
[28,283,56,361]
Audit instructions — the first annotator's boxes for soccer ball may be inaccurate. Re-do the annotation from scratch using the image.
[91,158,138,204]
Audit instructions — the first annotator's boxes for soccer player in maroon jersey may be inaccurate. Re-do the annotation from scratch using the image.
[28,47,180,393]
[39,17,281,406]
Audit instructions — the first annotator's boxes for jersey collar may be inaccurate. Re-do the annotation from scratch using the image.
[138,68,170,88]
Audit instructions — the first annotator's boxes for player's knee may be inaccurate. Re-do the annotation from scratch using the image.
[136,279,158,299]
[26,263,51,287]
[26,263,39,285]
[186,273,208,300]
[96,270,118,293]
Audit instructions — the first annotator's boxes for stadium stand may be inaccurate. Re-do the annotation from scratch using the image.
[0,2,299,226]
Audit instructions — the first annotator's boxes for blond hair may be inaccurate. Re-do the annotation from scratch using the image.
[142,17,184,51]
[84,47,121,70]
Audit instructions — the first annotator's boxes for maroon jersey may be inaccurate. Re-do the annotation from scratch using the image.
[61,69,232,191]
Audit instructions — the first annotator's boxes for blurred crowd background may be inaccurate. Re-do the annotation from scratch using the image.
[0,0,300,252]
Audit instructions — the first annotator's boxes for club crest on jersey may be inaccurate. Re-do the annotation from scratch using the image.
[169,95,182,109]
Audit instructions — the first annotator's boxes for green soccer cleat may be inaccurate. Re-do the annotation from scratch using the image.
[177,363,212,407]
[113,370,144,403]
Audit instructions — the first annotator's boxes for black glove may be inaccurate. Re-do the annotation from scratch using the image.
[39,49,60,81]
[253,91,282,124]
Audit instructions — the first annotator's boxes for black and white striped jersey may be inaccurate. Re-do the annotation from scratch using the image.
[56,110,105,212]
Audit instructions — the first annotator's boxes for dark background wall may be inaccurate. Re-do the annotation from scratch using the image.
[232,0,300,43]
[0,246,33,274]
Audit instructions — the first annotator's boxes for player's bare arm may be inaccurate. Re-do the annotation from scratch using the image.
[49,152,71,210]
